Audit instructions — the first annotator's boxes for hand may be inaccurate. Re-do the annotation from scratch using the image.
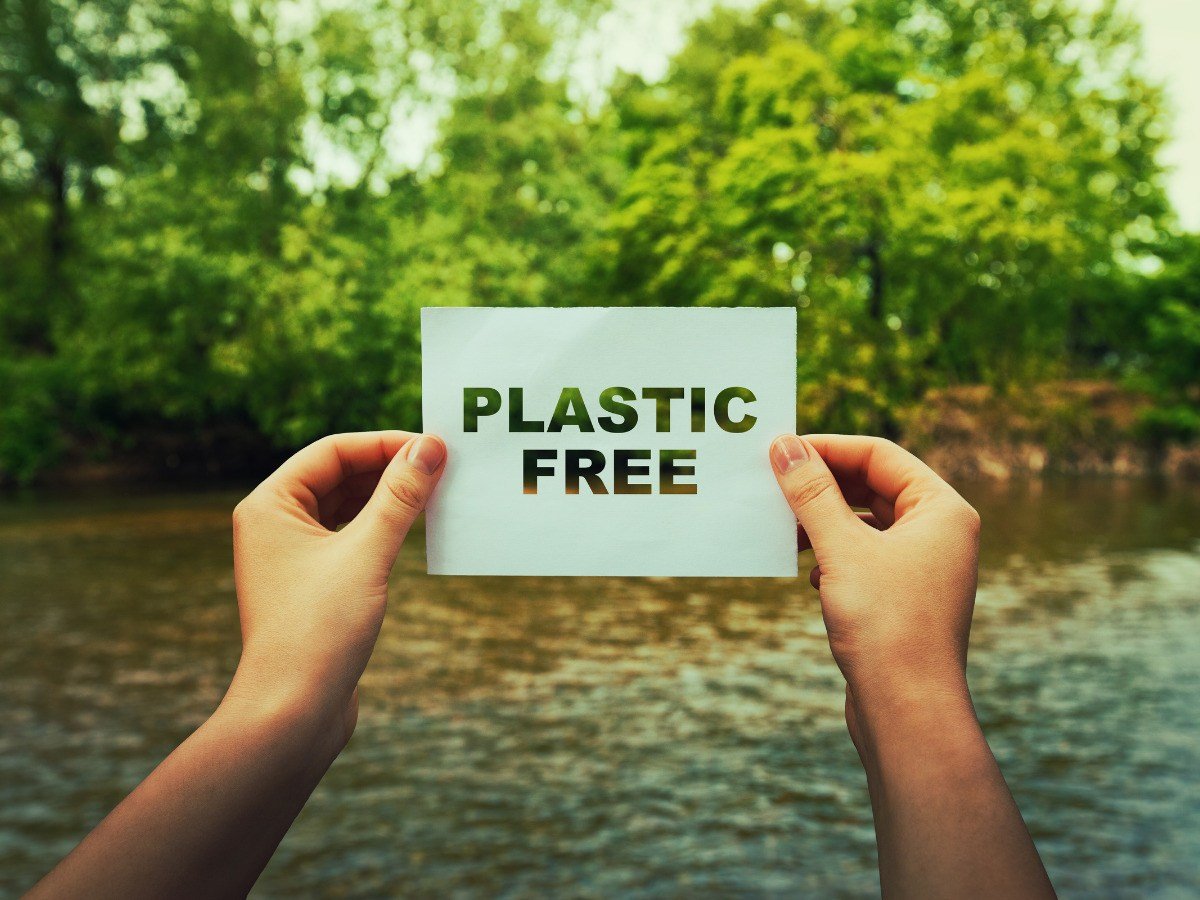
[769,434,981,738]
[226,430,446,755]
[30,431,449,899]
[771,434,1055,899]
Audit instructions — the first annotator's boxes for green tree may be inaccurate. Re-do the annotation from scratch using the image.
[604,0,1169,431]
[0,0,188,348]
[58,0,306,435]
[218,0,623,441]
[0,0,192,476]
[0,0,1192,483]
[1128,234,1200,441]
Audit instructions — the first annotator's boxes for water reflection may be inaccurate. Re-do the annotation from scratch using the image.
[1,479,1197,896]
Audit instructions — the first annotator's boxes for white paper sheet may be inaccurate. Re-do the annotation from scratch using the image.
[421,307,798,577]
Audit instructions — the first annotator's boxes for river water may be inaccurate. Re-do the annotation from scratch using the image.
[1,479,1198,897]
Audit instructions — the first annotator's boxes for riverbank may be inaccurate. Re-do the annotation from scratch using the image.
[11,380,1199,488]
[903,381,1200,481]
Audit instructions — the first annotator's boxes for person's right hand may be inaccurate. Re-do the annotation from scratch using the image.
[769,434,982,739]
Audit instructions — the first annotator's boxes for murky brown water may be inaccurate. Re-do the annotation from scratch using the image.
[1,479,1198,897]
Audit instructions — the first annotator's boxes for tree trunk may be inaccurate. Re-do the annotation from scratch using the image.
[36,153,71,353]
[865,237,885,324]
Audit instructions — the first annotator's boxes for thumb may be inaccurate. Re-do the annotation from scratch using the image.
[351,433,446,564]
[770,434,862,561]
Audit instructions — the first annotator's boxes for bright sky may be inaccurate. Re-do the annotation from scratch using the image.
[1130,0,1200,229]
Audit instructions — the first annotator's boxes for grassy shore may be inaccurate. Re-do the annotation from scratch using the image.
[904,381,1200,481]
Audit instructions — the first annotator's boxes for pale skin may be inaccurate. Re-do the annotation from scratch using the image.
[771,434,1055,899]
[30,431,1055,899]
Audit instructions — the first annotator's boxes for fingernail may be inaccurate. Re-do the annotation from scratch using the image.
[405,435,445,475]
[771,435,808,474]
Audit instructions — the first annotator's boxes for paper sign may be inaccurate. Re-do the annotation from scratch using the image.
[421,307,798,577]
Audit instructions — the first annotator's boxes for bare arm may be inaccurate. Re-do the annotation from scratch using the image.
[29,687,345,898]
[30,430,447,899]
[771,433,1055,900]
[851,689,1050,898]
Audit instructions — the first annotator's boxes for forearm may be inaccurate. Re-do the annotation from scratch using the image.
[30,678,346,899]
[855,684,1055,900]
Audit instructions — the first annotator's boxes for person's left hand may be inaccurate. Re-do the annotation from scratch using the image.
[224,431,446,755]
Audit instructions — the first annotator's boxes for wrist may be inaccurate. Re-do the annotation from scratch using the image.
[849,673,981,770]
[220,663,355,769]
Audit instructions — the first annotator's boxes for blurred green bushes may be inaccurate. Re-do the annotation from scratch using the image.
[1132,236,1200,443]
[1,0,1197,482]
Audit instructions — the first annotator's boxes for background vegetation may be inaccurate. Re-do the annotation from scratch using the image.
[2,0,1198,483]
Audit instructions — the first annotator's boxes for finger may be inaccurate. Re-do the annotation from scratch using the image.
[263,431,416,518]
[802,434,957,521]
[346,434,447,564]
[771,434,866,561]
[809,564,821,590]
[797,511,880,551]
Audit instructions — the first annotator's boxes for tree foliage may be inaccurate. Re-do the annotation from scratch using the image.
[0,0,1193,480]
[604,0,1170,430]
